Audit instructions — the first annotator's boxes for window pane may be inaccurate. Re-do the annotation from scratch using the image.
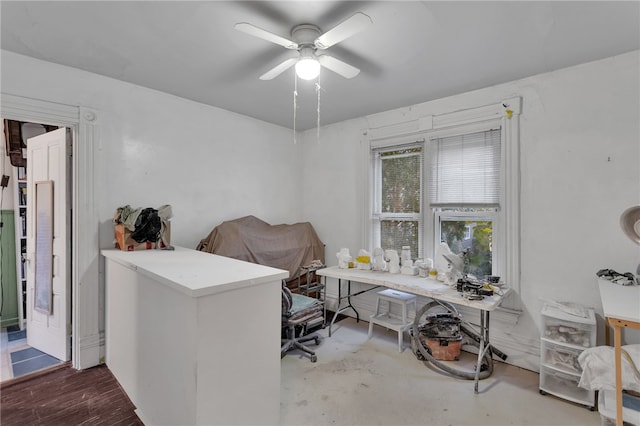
[381,220,419,259]
[429,129,501,206]
[440,219,492,277]
[381,148,421,213]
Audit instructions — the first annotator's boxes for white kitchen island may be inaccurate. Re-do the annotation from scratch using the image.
[102,246,289,426]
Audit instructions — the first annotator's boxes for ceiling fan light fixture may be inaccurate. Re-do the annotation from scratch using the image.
[295,58,320,80]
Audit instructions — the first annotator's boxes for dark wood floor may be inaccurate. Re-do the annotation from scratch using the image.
[1,364,143,425]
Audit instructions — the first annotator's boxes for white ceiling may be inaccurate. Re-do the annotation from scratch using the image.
[2,1,639,131]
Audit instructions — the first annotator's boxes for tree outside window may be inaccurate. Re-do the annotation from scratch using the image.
[440,218,493,278]
[373,145,422,259]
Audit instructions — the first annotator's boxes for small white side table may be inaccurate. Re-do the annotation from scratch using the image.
[368,288,417,352]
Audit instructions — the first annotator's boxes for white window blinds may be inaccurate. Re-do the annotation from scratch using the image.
[428,129,501,207]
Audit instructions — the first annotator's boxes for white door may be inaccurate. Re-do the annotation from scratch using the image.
[26,128,71,361]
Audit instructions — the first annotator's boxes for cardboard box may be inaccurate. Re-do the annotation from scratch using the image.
[114,221,171,251]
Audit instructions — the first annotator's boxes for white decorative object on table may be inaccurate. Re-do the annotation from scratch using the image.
[401,246,411,265]
[356,249,371,270]
[372,247,386,271]
[435,242,465,285]
[337,248,352,269]
[385,249,400,274]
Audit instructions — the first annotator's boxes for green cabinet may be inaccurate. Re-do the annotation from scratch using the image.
[0,209,18,328]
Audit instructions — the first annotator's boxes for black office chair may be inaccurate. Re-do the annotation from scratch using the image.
[281,283,323,362]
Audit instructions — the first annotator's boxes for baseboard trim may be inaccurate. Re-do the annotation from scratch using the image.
[76,333,101,369]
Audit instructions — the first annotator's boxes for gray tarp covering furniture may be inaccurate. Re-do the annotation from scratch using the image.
[197,215,324,279]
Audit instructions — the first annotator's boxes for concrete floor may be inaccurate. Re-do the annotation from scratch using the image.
[281,317,602,426]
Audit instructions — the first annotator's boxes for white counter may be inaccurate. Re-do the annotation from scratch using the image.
[317,266,509,311]
[102,246,288,297]
[598,278,640,324]
[103,246,289,426]
[598,278,640,426]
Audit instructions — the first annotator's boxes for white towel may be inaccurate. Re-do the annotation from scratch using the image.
[578,344,640,392]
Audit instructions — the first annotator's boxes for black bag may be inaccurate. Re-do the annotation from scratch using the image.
[130,208,162,243]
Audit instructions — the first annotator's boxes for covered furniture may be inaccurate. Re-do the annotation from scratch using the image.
[281,283,323,362]
[197,215,324,283]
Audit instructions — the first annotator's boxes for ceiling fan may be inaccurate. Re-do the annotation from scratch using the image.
[235,12,372,81]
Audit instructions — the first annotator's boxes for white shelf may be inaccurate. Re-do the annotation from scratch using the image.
[369,313,412,332]
[13,169,27,330]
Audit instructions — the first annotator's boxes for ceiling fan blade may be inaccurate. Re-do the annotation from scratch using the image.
[317,55,360,79]
[234,22,298,49]
[259,57,298,80]
[314,12,372,49]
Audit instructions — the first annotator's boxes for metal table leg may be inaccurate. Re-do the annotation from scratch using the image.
[328,279,380,337]
[329,279,359,336]
[474,310,491,393]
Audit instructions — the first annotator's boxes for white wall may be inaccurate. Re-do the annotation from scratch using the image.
[300,50,640,369]
[1,50,305,352]
[1,51,304,248]
[2,48,638,371]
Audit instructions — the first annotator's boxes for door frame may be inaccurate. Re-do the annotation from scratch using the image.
[1,93,100,369]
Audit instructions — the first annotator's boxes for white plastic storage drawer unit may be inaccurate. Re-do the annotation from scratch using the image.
[539,366,595,408]
[542,339,584,374]
[539,303,596,410]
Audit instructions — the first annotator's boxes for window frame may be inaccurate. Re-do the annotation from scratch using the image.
[424,123,503,275]
[364,98,521,309]
[371,142,424,259]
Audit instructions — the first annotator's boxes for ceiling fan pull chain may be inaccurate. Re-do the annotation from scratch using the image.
[293,73,298,144]
[316,76,321,143]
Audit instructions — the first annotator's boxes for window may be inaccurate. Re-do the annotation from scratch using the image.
[368,121,507,278]
[427,129,501,208]
[463,225,471,241]
[366,98,521,309]
[371,144,423,259]
[429,129,501,277]
[437,212,496,277]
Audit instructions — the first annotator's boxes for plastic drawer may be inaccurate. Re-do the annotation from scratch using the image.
[541,305,596,348]
[539,365,595,408]
[541,339,583,374]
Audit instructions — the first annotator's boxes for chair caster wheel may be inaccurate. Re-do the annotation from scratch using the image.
[311,355,317,362]
[539,390,546,395]
[314,337,320,345]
